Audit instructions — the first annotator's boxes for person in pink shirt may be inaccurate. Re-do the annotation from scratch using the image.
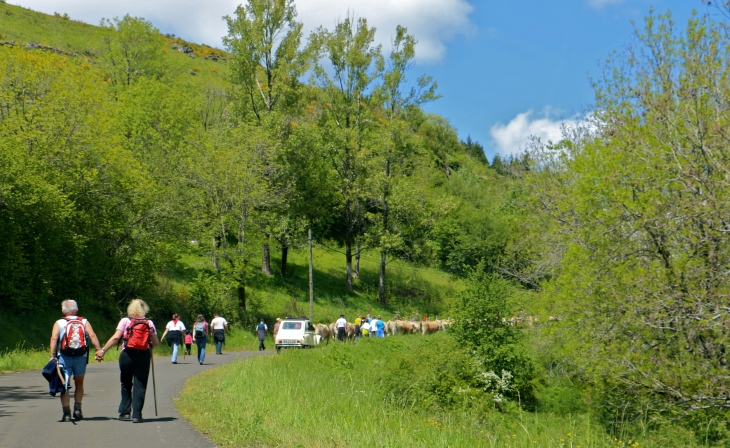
[184,331,192,356]
[96,299,159,423]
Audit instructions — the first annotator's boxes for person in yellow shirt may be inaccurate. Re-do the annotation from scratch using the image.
[354,314,362,341]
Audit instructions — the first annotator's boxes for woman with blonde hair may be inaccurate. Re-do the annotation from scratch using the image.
[96,299,159,423]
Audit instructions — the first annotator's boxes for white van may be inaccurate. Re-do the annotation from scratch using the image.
[275,318,321,351]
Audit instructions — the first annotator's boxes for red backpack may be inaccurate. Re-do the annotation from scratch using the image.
[60,317,89,357]
[124,318,151,350]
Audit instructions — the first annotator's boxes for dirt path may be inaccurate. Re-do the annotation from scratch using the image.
[0,351,265,448]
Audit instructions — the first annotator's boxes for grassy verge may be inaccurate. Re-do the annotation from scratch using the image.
[0,326,262,373]
[176,333,700,448]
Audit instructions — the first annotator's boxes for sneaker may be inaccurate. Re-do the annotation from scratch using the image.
[73,408,83,420]
[132,417,143,423]
[119,413,131,421]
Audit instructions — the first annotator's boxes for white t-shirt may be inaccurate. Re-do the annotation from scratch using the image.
[361,321,370,332]
[211,317,228,330]
[165,320,186,332]
[336,318,347,328]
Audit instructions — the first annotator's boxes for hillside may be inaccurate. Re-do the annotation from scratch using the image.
[0,2,475,351]
[0,2,227,84]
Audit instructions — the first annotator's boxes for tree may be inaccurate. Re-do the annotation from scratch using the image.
[99,15,166,87]
[312,16,382,292]
[369,25,439,304]
[224,0,311,276]
[527,11,730,420]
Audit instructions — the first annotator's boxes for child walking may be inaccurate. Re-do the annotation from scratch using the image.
[184,330,192,356]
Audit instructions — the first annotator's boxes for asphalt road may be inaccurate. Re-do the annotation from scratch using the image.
[0,350,264,448]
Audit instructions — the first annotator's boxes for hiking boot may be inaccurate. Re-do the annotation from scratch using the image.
[119,413,131,421]
[132,417,143,423]
[73,404,83,420]
[61,406,72,422]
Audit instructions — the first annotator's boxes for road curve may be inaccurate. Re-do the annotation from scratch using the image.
[0,351,265,448]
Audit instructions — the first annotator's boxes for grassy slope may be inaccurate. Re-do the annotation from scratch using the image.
[177,334,700,448]
[0,3,227,84]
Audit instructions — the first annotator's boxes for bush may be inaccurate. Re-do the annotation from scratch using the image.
[450,263,536,401]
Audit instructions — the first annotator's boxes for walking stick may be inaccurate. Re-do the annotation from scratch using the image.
[150,350,158,416]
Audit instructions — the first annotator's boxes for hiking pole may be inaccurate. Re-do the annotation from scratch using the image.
[150,350,158,416]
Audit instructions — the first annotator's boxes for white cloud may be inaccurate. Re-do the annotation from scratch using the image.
[587,0,626,8]
[14,0,473,63]
[490,110,584,157]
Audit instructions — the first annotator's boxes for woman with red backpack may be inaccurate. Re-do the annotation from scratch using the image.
[96,299,159,423]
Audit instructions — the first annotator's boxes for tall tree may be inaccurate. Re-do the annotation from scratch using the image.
[312,16,382,292]
[224,0,310,276]
[370,25,439,304]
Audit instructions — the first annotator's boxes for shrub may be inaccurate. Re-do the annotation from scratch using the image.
[450,263,536,401]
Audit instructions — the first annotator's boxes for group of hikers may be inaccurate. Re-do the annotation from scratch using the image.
[44,299,230,423]
[158,313,230,364]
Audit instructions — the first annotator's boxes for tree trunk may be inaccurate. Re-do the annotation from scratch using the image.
[262,242,272,276]
[353,240,360,279]
[212,238,219,272]
[238,285,246,311]
[345,240,353,292]
[280,246,288,277]
[379,249,387,305]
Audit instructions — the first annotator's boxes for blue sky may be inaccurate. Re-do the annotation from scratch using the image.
[18,0,711,159]
[421,0,704,158]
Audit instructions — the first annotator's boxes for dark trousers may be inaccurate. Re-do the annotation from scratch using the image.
[337,327,346,341]
[258,338,265,351]
[118,349,150,419]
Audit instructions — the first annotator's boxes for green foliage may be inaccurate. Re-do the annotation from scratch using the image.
[450,265,536,399]
[99,15,167,86]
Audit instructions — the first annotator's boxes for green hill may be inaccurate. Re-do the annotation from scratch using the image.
[0,2,471,351]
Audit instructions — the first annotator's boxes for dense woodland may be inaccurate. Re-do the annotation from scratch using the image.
[3,0,730,441]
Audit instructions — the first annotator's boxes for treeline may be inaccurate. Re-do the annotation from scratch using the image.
[0,2,507,321]
[492,8,730,437]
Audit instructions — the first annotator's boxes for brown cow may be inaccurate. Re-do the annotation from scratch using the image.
[346,322,356,341]
[422,321,441,335]
[315,323,330,345]
[393,320,414,335]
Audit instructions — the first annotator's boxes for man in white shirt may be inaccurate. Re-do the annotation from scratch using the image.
[335,314,347,342]
[210,313,229,354]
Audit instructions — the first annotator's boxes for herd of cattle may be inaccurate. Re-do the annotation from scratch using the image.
[312,319,453,343]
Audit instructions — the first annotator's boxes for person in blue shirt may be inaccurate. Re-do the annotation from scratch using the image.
[256,319,268,351]
[375,315,386,338]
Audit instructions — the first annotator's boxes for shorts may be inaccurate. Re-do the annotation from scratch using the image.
[58,353,87,378]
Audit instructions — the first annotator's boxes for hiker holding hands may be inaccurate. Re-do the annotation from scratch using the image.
[97,299,159,423]
[49,300,103,422]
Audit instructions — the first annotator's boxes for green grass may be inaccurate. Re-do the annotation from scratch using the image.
[173,244,462,327]
[176,334,701,448]
[0,3,228,84]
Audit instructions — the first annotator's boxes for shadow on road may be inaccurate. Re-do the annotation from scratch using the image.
[0,386,46,402]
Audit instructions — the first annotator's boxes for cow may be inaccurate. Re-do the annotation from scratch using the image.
[314,323,330,345]
[410,321,422,334]
[422,321,441,335]
[385,320,397,336]
[329,322,337,341]
[393,320,414,335]
[346,322,356,341]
